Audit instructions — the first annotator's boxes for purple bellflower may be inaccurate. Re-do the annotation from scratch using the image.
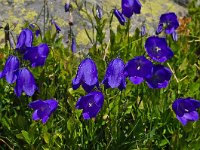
[29,99,58,124]
[72,58,99,93]
[71,37,76,53]
[35,30,41,37]
[140,24,146,37]
[145,36,174,62]
[172,98,200,126]
[76,91,104,120]
[156,12,179,35]
[96,5,103,19]
[23,43,49,67]
[122,0,142,18]
[16,28,33,53]
[14,68,37,97]
[0,55,20,84]
[114,8,126,25]
[145,64,172,88]
[124,56,153,85]
[64,3,71,12]
[102,58,126,90]
[52,20,61,33]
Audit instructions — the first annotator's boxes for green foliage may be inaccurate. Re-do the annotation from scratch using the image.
[0,0,200,149]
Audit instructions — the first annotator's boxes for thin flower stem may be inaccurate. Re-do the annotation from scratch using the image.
[167,62,179,83]
[0,137,14,150]
[43,0,46,36]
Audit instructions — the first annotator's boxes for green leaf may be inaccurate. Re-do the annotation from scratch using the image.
[21,130,31,144]
[43,132,50,144]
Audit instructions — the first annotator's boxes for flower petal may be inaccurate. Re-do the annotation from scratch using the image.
[176,115,188,126]
[24,43,49,67]
[145,65,172,88]
[114,9,126,25]
[15,68,37,97]
[42,116,50,124]
[103,58,126,90]
[0,55,19,84]
[32,110,40,121]
[28,100,45,109]
[145,36,174,62]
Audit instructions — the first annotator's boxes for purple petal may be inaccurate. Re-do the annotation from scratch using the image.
[172,98,200,117]
[15,68,37,97]
[124,56,153,84]
[122,0,142,18]
[16,28,33,53]
[145,65,172,89]
[28,100,45,109]
[176,115,188,126]
[184,111,199,121]
[129,76,143,84]
[156,23,163,35]
[16,31,26,49]
[159,12,179,35]
[0,55,19,84]
[72,58,98,92]
[76,91,104,120]
[177,111,199,126]
[114,9,126,25]
[145,36,174,62]
[32,110,40,121]
[24,28,33,47]
[96,5,103,19]
[82,104,100,120]
[52,20,61,33]
[172,31,178,41]
[42,116,49,124]
[71,37,76,53]
[103,58,126,90]
[24,43,49,67]
[45,99,58,112]
[141,24,146,36]
[82,82,96,93]
[64,3,71,12]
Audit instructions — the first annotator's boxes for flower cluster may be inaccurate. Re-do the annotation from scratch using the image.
[72,55,172,119]
[71,0,181,120]
[0,28,49,97]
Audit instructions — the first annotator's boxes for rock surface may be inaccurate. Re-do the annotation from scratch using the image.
[0,0,187,49]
